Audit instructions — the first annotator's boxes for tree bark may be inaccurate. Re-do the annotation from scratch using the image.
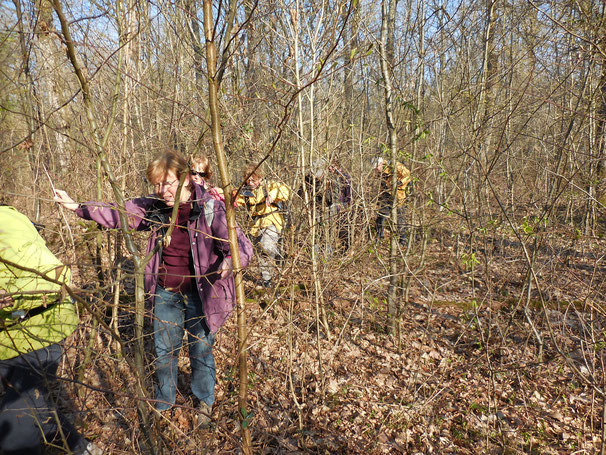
[202,0,252,452]
[379,0,399,335]
[51,2,160,452]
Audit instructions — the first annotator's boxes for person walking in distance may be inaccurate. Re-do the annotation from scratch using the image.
[303,158,352,252]
[235,164,291,288]
[372,156,411,246]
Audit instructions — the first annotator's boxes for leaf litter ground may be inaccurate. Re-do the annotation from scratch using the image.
[52,226,606,454]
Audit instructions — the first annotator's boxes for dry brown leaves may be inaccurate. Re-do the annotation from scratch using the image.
[53,226,605,454]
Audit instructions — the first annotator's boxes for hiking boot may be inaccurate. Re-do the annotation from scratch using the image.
[76,441,103,455]
[196,402,212,427]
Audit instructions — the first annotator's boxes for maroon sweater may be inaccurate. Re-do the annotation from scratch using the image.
[157,202,194,293]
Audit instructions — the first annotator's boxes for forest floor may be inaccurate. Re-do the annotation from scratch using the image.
[52,222,606,454]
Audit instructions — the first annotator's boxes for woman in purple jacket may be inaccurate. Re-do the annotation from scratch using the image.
[54,151,253,426]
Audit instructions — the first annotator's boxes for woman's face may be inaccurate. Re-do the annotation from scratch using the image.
[190,165,207,185]
[152,170,190,207]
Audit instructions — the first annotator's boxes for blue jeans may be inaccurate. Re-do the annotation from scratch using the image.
[153,286,216,411]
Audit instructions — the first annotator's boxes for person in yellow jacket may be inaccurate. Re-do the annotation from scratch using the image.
[372,157,412,245]
[235,164,291,288]
[0,205,100,454]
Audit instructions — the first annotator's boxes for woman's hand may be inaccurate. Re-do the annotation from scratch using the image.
[219,256,233,279]
[53,189,79,211]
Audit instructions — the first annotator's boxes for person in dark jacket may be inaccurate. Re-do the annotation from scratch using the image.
[0,205,101,454]
[54,151,253,426]
[326,160,352,250]
[303,159,352,252]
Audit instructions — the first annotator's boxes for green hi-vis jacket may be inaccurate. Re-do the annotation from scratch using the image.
[0,206,78,360]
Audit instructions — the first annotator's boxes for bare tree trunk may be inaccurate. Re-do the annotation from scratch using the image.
[51,2,160,452]
[594,49,606,217]
[201,1,252,452]
[34,0,71,173]
[477,0,499,219]
[184,0,205,86]
[379,0,399,335]
[244,1,263,144]
[12,0,42,219]
[342,0,359,154]
[109,0,138,340]
[288,0,328,391]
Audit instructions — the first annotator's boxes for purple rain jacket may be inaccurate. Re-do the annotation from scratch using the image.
[74,183,253,333]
